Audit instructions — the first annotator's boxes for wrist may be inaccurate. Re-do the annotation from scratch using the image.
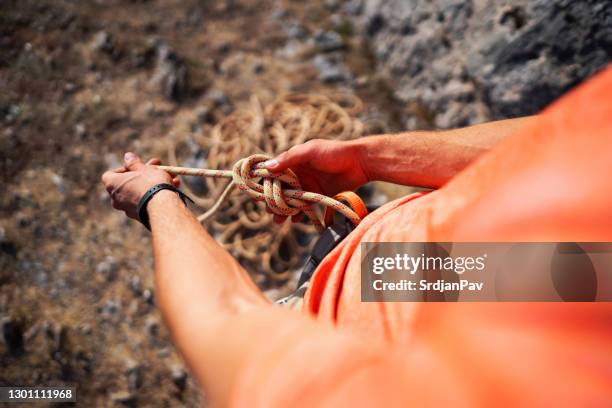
[348,135,384,183]
[147,189,182,213]
[138,185,190,230]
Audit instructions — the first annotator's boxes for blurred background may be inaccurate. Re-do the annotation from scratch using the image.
[0,0,610,406]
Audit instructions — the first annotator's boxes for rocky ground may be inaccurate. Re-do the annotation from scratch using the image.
[0,0,609,406]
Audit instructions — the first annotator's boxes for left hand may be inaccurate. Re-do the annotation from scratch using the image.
[101,152,180,219]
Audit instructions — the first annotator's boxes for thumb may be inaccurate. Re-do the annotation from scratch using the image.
[263,144,313,172]
[124,152,144,171]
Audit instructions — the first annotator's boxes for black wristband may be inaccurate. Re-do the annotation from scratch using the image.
[137,183,193,230]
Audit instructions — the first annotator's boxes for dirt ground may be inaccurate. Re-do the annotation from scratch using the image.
[0,0,413,405]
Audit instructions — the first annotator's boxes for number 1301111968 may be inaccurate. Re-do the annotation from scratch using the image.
[0,387,76,402]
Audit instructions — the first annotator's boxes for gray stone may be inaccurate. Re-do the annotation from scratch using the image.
[195,106,212,124]
[149,42,189,102]
[144,317,159,338]
[99,300,120,321]
[91,31,113,53]
[312,54,351,84]
[170,364,188,391]
[313,30,345,52]
[74,123,86,139]
[96,256,119,282]
[358,0,611,128]
[142,288,154,305]
[125,360,142,391]
[128,275,142,295]
[284,20,308,40]
[206,88,229,107]
[344,0,364,16]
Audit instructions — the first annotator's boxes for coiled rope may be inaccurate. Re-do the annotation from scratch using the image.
[166,93,365,280]
[157,153,362,232]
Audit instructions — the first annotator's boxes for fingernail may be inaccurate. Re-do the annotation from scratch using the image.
[124,152,136,162]
[264,159,279,169]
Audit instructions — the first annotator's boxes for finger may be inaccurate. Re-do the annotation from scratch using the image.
[110,166,127,173]
[124,152,145,171]
[172,177,181,187]
[101,170,121,188]
[147,158,161,165]
[263,143,316,172]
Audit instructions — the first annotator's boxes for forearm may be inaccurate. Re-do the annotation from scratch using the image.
[356,116,534,188]
[146,190,268,400]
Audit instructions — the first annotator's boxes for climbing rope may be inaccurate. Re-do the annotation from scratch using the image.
[156,154,362,232]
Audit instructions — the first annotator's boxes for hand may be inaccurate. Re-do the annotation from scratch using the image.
[101,152,180,219]
[263,139,369,196]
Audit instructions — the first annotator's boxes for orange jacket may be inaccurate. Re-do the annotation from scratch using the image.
[232,67,612,407]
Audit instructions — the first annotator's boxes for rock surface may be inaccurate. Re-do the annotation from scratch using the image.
[359,0,611,128]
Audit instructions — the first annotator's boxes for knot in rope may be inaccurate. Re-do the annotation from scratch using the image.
[231,154,317,224]
[157,154,363,232]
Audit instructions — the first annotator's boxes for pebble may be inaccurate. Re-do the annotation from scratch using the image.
[271,8,288,20]
[99,300,120,321]
[253,62,265,74]
[285,21,307,40]
[125,360,142,390]
[313,30,345,53]
[312,54,350,84]
[110,390,135,404]
[74,123,87,139]
[142,288,154,305]
[128,275,142,295]
[1,316,24,355]
[144,317,159,338]
[206,89,229,107]
[366,13,385,37]
[149,42,188,102]
[91,31,113,53]
[343,0,363,15]
[170,364,188,391]
[96,256,119,282]
[195,106,212,124]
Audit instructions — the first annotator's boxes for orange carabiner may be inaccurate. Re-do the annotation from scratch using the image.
[323,191,368,228]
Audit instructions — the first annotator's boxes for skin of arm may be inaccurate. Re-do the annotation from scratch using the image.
[146,189,273,406]
[354,116,534,188]
[264,116,534,192]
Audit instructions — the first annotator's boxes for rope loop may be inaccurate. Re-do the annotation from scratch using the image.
[232,154,313,225]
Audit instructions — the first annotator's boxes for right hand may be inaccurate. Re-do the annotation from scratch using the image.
[263,139,369,196]
[101,152,180,220]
